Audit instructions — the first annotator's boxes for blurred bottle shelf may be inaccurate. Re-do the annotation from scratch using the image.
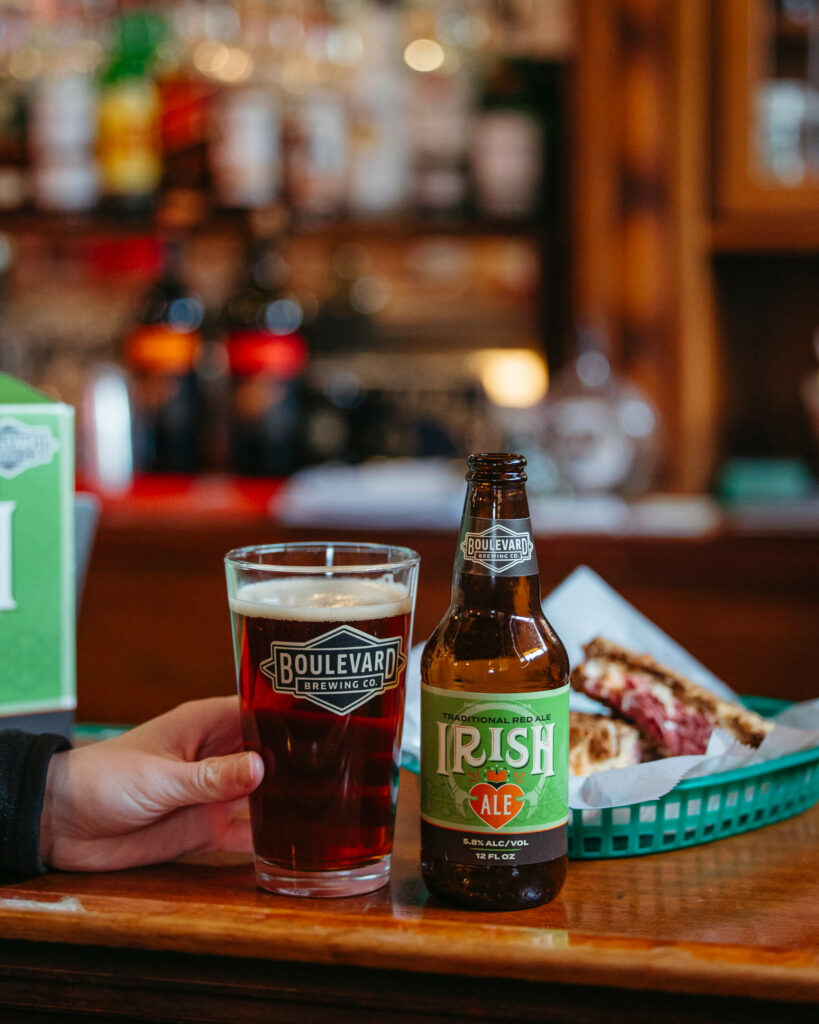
[5,0,817,496]
[0,2,570,235]
[0,205,549,242]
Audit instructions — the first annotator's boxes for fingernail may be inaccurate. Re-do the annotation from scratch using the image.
[238,752,262,789]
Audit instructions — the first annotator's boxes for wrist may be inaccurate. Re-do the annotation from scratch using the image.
[39,749,66,868]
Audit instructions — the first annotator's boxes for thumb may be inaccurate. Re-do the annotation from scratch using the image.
[169,751,264,808]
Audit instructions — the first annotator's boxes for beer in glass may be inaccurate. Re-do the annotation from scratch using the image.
[225,542,420,897]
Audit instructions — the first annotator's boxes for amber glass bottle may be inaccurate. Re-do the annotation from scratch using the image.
[420,453,569,910]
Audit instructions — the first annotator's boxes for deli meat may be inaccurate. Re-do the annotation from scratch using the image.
[583,670,716,756]
[571,637,772,759]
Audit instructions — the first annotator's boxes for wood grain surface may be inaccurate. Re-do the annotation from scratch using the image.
[0,773,817,1022]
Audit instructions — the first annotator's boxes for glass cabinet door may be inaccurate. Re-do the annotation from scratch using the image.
[716,0,819,215]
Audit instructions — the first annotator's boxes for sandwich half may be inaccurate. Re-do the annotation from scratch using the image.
[571,637,772,757]
[569,711,644,776]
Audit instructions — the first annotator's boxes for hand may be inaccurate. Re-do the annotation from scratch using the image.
[40,697,264,872]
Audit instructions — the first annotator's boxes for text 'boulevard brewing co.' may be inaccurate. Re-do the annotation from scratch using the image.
[420,453,570,910]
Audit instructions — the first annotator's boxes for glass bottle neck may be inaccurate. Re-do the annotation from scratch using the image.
[451,571,542,615]
[451,478,541,612]
[462,477,530,519]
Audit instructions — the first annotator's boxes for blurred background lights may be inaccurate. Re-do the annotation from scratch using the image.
[203,2,240,41]
[474,349,548,409]
[193,39,226,75]
[620,399,656,438]
[404,38,445,73]
[269,14,305,50]
[215,46,253,84]
[82,366,133,496]
[576,350,610,388]
[69,39,104,74]
[9,48,45,80]
[326,26,364,67]
[350,275,390,315]
[264,298,303,335]
[193,40,253,83]
[167,297,205,332]
[326,369,365,410]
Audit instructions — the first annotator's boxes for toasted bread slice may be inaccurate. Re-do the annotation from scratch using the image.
[571,637,772,757]
[569,711,644,776]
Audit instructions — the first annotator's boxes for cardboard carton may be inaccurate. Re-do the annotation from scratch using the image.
[0,373,75,734]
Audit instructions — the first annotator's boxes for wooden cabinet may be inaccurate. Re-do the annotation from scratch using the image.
[715,0,819,221]
[573,0,819,492]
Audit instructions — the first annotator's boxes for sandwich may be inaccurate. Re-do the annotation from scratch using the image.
[569,711,644,776]
[570,637,772,757]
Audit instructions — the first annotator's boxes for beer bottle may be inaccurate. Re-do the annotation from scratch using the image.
[420,453,569,910]
[122,215,205,473]
[222,210,308,476]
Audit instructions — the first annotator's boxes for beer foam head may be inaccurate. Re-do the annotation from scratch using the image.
[229,576,411,621]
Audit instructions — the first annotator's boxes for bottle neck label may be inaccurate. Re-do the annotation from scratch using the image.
[455,516,538,577]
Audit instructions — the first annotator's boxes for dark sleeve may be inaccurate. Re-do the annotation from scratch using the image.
[0,730,71,879]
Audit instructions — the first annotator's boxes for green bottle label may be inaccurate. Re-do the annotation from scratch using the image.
[420,683,569,867]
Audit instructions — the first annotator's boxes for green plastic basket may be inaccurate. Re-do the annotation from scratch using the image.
[568,697,819,859]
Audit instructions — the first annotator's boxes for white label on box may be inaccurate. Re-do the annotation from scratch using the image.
[0,500,15,610]
[0,417,60,479]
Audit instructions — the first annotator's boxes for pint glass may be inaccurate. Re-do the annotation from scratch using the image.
[225,542,420,897]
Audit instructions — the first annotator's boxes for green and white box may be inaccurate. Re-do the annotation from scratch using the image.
[0,373,75,733]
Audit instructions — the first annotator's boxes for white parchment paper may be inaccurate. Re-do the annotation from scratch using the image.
[401,566,819,809]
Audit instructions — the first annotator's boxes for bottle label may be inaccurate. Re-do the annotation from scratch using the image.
[455,517,538,576]
[420,683,569,867]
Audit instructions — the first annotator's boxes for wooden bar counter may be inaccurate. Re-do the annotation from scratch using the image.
[0,772,817,1023]
[5,490,811,1020]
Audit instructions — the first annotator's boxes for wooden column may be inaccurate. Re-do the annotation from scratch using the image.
[573,0,719,491]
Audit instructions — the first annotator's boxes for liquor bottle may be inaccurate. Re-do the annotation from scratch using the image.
[347,0,410,218]
[30,71,98,213]
[121,212,205,473]
[210,83,281,210]
[283,4,349,224]
[409,65,475,221]
[223,209,308,476]
[300,245,381,464]
[420,453,569,910]
[286,84,348,224]
[471,58,548,222]
[97,10,165,216]
[159,34,212,197]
